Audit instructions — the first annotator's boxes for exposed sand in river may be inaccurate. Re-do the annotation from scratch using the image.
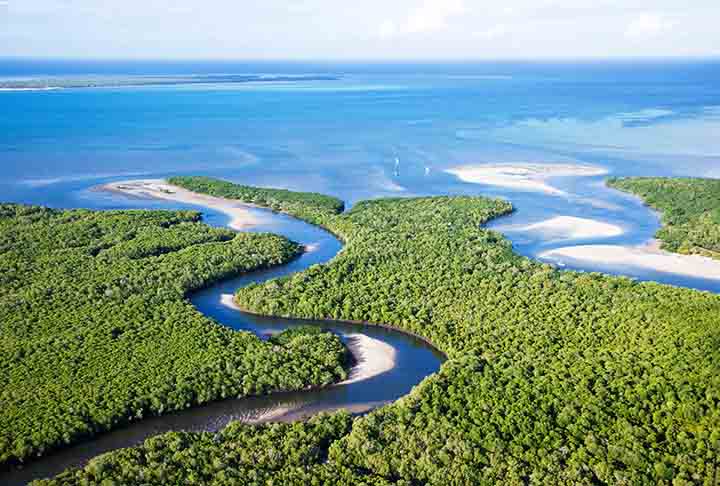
[445,163,607,196]
[101,179,261,230]
[220,293,243,311]
[500,216,624,242]
[540,240,720,282]
[220,294,397,385]
[339,334,397,385]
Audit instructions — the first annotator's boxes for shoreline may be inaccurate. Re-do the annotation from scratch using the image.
[540,239,720,282]
[338,334,397,385]
[226,298,446,357]
[101,179,263,231]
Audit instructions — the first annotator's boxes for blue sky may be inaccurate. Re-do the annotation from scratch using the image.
[1,1,719,59]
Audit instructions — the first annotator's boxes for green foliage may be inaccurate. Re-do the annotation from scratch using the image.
[232,191,720,484]
[0,204,349,467]
[168,176,345,225]
[608,177,720,258]
[32,177,720,485]
[34,412,397,486]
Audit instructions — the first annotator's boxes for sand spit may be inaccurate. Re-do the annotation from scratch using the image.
[220,293,242,311]
[445,163,607,196]
[222,289,397,385]
[102,179,261,230]
[339,334,397,385]
[501,216,624,242]
[540,240,720,282]
[304,242,321,253]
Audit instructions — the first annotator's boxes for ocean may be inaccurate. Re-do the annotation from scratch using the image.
[2,59,720,289]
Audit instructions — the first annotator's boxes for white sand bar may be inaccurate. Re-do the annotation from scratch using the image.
[540,241,720,281]
[445,163,607,196]
[222,293,397,385]
[502,216,624,242]
[102,179,261,231]
[220,293,242,310]
[339,334,397,385]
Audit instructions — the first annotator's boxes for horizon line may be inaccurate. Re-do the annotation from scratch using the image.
[1,55,719,64]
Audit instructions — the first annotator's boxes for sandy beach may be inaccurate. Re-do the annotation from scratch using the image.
[102,179,262,230]
[304,242,321,253]
[339,334,397,385]
[220,293,242,310]
[445,163,607,196]
[221,292,397,385]
[501,216,624,242]
[540,240,720,281]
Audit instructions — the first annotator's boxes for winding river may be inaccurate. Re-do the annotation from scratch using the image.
[2,190,445,485]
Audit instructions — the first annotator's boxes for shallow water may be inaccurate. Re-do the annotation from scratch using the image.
[3,60,720,483]
[2,60,719,289]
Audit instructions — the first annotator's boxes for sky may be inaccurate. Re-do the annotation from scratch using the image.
[1,0,719,60]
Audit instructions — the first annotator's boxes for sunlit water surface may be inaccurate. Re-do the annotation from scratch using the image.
[2,60,720,483]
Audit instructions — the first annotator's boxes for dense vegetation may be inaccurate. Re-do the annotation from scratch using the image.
[0,204,349,468]
[231,185,717,484]
[168,176,345,223]
[608,177,720,259]
[35,412,396,486]
[32,177,720,485]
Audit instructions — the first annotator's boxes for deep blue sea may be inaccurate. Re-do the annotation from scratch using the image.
[2,59,720,289]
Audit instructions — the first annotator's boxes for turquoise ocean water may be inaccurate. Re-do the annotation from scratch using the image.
[2,59,720,287]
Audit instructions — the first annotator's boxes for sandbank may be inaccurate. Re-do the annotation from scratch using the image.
[339,334,397,385]
[540,240,720,281]
[500,216,624,242]
[101,179,261,230]
[220,295,396,384]
[220,293,242,310]
[304,242,321,253]
[445,163,607,196]
[244,405,293,424]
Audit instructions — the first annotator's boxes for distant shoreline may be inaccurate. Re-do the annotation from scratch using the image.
[0,74,340,91]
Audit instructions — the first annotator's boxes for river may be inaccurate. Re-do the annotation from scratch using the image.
[1,193,445,485]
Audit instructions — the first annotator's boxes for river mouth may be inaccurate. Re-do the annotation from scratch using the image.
[1,185,444,486]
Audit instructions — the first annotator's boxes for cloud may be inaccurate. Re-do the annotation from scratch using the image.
[377,19,398,39]
[625,13,675,39]
[404,0,466,34]
[3,0,720,59]
[473,24,509,40]
[377,0,466,38]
